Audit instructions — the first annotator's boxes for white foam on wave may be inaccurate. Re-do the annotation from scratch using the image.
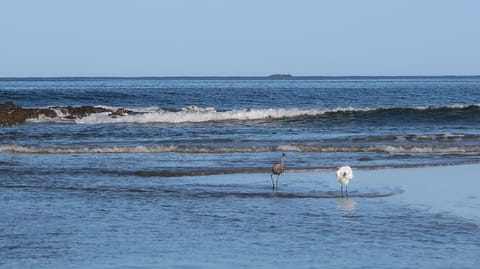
[59,107,355,125]
[24,103,480,125]
[2,144,479,154]
[381,145,480,154]
[0,144,277,154]
[413,104,479,110]
[0,144,182,154]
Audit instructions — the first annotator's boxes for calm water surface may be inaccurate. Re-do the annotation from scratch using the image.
[2,171,479,268]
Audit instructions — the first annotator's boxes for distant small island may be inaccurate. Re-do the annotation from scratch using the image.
[268,74,293,78]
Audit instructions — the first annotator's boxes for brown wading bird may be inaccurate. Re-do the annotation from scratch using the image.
[270,152,286,191]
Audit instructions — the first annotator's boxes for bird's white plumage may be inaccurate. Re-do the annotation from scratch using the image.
[336,166,353,186]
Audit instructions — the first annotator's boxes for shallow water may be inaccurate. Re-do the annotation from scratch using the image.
[1,169,479,268]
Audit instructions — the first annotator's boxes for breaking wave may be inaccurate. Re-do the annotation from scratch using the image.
[25,104,480,125]
[2,144,480,154]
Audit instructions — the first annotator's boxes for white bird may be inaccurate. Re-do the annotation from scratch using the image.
[270,152,286,191]
[336,166,353,197]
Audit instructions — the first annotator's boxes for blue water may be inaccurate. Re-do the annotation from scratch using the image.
[1,77,480,268]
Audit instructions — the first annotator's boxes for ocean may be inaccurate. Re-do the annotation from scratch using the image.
[1,77,480,268]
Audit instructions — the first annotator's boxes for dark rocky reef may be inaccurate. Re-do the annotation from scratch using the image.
[0,102,133,126]
[0,102,56,126]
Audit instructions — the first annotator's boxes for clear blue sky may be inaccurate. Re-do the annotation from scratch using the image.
[1,0,479,77]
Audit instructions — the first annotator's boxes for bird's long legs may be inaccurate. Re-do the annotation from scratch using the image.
[270,173,275,191]
[270,174,281,191]
[340,185,349,198]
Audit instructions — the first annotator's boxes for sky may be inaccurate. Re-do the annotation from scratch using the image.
[1,0,479,77]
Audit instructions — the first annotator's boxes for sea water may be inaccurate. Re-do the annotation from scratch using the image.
[1,77,480,268]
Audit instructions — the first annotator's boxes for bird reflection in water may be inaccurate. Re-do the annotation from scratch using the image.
[336,198,357,212]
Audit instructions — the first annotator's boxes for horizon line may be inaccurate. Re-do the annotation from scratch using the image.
[1,75,480,80]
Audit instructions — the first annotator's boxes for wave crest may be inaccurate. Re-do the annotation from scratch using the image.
[23,104,480,125]
[2,144,480,154]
